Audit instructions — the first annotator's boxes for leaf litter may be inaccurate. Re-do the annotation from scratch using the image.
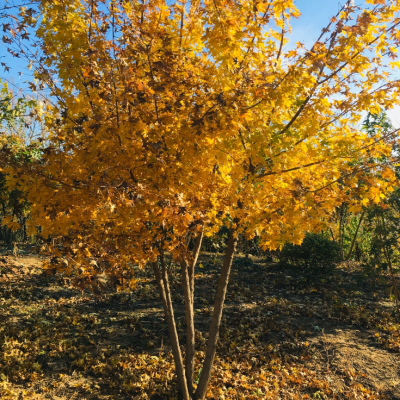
[1,248,400,399]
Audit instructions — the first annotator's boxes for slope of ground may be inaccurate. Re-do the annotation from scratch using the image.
[1,248,400,399]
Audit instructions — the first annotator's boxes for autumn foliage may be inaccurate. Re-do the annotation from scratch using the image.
[2,0,400,397]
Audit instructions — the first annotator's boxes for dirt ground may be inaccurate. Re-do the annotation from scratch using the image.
[1,247,400,399]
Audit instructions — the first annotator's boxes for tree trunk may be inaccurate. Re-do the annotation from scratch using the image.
[345,211,365,261]
[23,217,27,242]
[338,204,347,260]
[181,230,204,396]
[181,259,195,396]
[194,229,237,400]
[378,214,400,316]
[190,230,203,305]
[153,255,190,400]
[5,227,11,245]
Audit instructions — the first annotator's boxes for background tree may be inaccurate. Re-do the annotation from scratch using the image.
[3,0,400,398]
[0,81,38,244]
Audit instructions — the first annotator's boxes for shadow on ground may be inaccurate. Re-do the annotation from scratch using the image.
[1,248,399,399]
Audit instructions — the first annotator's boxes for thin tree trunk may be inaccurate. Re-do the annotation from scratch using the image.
[181,229,204,396]
[190,230,203,304]
[153,256,190,400]
[181,260,195,396]
[23,217,27,242]
[5,227,11,245]
[194,229,237,400]
[378,214,400,315]
[338,204,347,260]
[329,227,335,242]
[345,211,365,261]
[339,212,344,260]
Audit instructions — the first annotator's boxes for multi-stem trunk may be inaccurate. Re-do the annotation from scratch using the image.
[153,254,190,400]
[154,228,236,400]
[194,229,238,400]
[181,230,204,396]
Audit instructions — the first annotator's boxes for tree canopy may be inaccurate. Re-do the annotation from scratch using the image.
[2,0,400,398]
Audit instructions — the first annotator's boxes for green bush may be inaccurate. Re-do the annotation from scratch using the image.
[278,232,341,277]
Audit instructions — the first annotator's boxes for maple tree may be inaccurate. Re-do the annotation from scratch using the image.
[3,0,400,397]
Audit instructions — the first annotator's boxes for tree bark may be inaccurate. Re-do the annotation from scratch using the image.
[345,211,365,261]
[194,229,237,400]
[153,256,190,400]
[181,229,204,396]
[190,230,203,304]
[378,214,400,316]
[338,204,347,260]
[181,259,195,396]
[23,217,27,242]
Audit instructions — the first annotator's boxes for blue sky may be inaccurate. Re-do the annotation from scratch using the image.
[291,0,343,48]
[1,0,399,125]
[0,0,341,78]
[291,1,400,126]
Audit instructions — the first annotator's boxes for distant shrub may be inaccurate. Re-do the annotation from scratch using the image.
[201,226,230,252]
[278,232,341,278]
